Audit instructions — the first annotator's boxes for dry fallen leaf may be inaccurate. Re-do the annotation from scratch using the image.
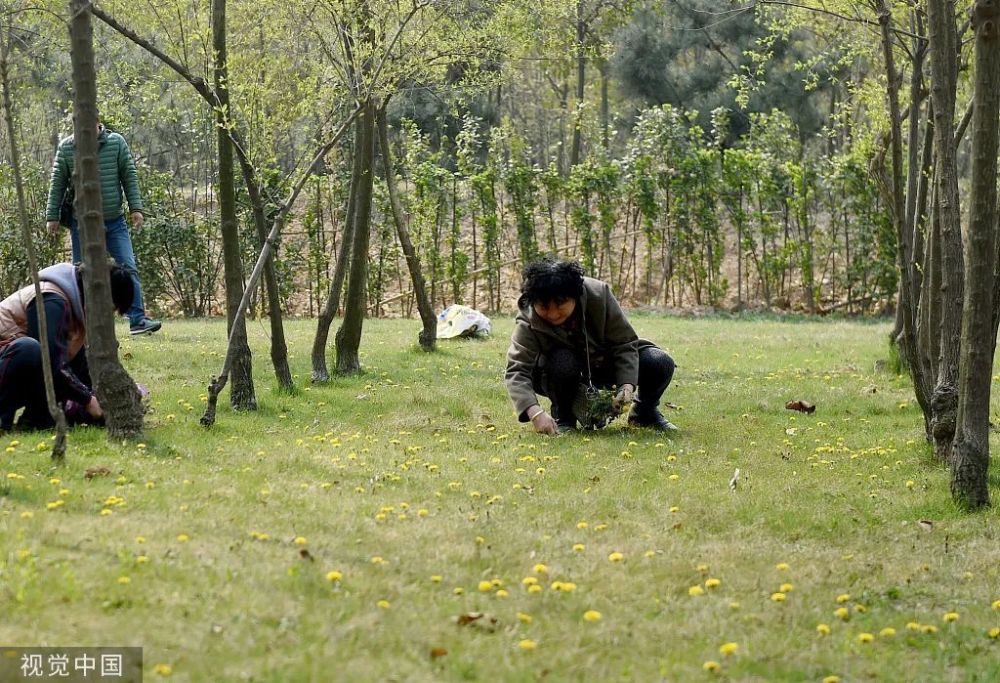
[430,647,448,659]
[299,549,314,561]
[918,520,934,531]
[84,466,111,480]
[455,612,498,632]
[785,400,816,414]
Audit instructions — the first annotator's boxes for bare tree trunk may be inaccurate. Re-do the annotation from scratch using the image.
[926,0,963,461]
[335,98,377,375]
[876,1,931,422]
[311,117,361,382]
[570,1,585,168]
[202,110,358,426]
[377,106,436,351]
[69,0,143,440]
[212,0,256,411]
[1,34,68,459]
[951,0,1000,510]
[91,4,291,392]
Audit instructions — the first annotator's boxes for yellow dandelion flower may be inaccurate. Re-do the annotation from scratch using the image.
[518,639,537,651]
[858,632,874,643]
[136,536,146,544]
[906,622,921,632]
[992,599,1000,610]
[779,583,794,592]
[533,563,548,574]
[835,593,850,604]
[176,534,189,542]
[377,600,390,609]
[293,536,307,546]
[729,601,741,610]
[608,552,624,563]
[822,677,841,683]
[154,663,172,676]
[705,578,721,589]
[775,562,790,571]
[496,589,509,598]
[879,627,896,638]
[689,585,705,596]
[942,612,959,623]
[583,610,602,622]
[117,576,131,585]
[522,576,539,586]
[771,592,786,602]
[370,556,386,565]
[527,584,542,594]
[573,544,585,553]
[718,642,738,656]
[816,623,831,636]
[576,521,588,529]
[326,571,343,582]
[136,555,149,564]
[478,580,494,593]
[702,661,720,673]
[921,624,938,634]
[696,563,709,573]
[834,607,850,620]
[517,612,532,624]
[453,587,464,595]
[988,627,1000,639]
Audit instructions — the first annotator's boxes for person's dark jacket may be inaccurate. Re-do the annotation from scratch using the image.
[45,126,143,223]
[504,276,653,421]
[0,264,92,404]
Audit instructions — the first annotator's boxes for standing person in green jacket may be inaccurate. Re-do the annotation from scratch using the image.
[505,257,677,435]
[45,113,161,335]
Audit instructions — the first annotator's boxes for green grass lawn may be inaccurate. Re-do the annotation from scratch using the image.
[2,315,999,682]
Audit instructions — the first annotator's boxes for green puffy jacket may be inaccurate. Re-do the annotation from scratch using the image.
[45,126,143,223]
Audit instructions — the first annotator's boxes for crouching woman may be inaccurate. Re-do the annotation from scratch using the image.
[0,262,133,431]
[504,257,677,435]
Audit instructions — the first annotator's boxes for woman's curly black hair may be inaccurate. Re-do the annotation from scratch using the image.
[518,257,585,306]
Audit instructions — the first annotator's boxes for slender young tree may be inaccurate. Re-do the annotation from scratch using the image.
[950,0,1000,510]
[68,0,142,439]
[92,4,294,392]
[212,0,256,410]
[377,105,436,351]
[1,21,68,458]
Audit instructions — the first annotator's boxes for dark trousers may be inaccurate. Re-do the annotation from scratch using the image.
[538,345,675,423]
[0,338,49,430]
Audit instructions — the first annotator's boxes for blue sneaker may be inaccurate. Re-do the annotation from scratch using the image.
[129,318,162,335]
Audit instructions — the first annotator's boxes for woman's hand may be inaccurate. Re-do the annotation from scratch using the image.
[611,384,635,415]
[528,405,559,435]
[85,395,104,419]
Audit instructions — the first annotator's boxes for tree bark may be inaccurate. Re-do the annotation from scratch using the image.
[926,0,963,461]
[68,0,143,440]
[950,0,1000,510]
[570,1,585,168]
[335,99,377,375]
[212,0,256,411]
[377,106,436,351]
[876,1,931,423]
[1,34,68,459]
[311,117,361,382]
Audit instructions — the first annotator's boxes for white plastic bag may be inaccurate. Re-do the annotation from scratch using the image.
[436,305,491,339]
